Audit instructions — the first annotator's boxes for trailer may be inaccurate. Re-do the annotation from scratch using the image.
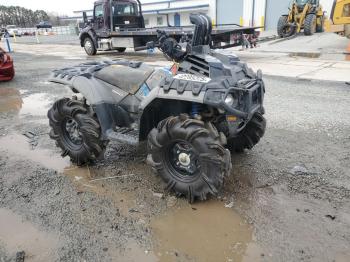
[79,0,260,55]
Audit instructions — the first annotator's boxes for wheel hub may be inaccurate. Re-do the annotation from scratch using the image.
[85,41,92,53]
[178,152,191,166]
[65,118,83,145]
[170,141,199,175]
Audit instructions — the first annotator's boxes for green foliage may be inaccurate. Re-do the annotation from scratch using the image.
[0,5,50,27]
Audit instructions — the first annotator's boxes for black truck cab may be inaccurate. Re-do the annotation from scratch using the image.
[92,0,144,33]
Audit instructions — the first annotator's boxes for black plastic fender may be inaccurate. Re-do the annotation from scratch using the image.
[79,27,98,48]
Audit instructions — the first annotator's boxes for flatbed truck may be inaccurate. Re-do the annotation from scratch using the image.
[79,0,260,55]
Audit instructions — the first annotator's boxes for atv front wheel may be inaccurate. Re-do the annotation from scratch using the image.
[48,98,106,165]
[83,37,97,56]
[227,112,266,153]
[148,114,231,203]
[304,14,317,36]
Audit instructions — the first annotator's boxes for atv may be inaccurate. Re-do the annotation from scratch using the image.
[47,14,266,202]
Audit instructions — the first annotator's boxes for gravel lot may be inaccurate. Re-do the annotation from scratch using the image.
[0,47,349,262]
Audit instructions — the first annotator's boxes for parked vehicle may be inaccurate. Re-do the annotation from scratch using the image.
[6,25,22,37]
[0,47,15,81]
[277,0,325,37]
[0,28,5,36]
[79,0,260,55]
[36,21,53,29]
[330,0,350,37]
[48,14,266,202]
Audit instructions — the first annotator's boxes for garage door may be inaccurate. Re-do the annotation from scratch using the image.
[217,0,244,25]
[265,0,291,30]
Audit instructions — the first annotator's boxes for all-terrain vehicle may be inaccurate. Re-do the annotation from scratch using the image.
[48,14,266,202]
[278,0,325,37]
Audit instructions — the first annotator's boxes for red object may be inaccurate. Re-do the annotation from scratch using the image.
[0,47,15,81]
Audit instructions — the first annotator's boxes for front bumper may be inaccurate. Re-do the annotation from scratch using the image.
[204,78,265,120]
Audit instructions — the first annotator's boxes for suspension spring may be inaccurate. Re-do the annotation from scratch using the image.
[191,103,202,118]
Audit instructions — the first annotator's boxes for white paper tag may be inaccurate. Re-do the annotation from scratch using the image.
[173,74,211,83]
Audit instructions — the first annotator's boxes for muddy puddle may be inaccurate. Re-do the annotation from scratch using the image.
[151,201,262,262]
[0,88,23,113]
[111,239,158,262]
[289,52,321,58]
[0,208,59,261]
[20,93,53,116]
[0,88,53,116]
[63,165,139,216]
[0,133,70,172]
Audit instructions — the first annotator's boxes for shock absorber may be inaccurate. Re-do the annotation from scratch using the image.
[191,103,202,119]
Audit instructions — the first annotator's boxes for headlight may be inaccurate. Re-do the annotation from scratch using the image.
[225,94,234,106]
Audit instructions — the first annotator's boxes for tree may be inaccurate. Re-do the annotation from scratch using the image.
[0,5,58,27]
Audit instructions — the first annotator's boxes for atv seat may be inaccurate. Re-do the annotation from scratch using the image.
[94,63,154,94]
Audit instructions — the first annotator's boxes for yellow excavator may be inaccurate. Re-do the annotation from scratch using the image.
[329,0,350,37]
[277,0,325,38]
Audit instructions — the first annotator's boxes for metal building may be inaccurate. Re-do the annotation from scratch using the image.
[216,0,244,25]
[141,0,210,27]
[264,0,290,30]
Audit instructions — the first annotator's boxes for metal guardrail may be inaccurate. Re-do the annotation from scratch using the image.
[17,26,78,36]
[0,26,80,45]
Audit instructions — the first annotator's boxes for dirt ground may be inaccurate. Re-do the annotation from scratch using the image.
[0,48,349,262]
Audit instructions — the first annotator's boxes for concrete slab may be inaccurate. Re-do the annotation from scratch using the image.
[249,62,316,78]
[299,67,350,82]
[331,62,350,69]
[257,33,348,55]
[285,60,329,67]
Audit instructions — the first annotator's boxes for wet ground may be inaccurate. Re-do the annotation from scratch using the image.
[0,48,349,262]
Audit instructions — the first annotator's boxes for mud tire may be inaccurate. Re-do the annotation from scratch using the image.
[148,114,231,203]
[304,14,317,36]
[48,98,106,165]
[227,112,266,153]
[83,37,97,56]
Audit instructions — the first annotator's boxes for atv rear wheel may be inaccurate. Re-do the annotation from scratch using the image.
[148,114,231,203]
[84,37,97,56]
[304,14,317,36]
[277,16,295,38]
[48,98,106,165]
[227,112,266,153]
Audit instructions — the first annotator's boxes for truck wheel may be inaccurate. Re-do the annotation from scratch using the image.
[304,14,317,36]
[116,48,126,53]
[227,112,266,153]
[48,98,106,166]
[277,16,295,38]
[277,16,287,37]
[83,37,97,56]
[148,114,231,203]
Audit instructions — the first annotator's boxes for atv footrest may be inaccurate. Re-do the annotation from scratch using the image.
[106,128,139,146]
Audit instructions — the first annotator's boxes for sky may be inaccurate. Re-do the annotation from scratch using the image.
[1,0,96,16]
